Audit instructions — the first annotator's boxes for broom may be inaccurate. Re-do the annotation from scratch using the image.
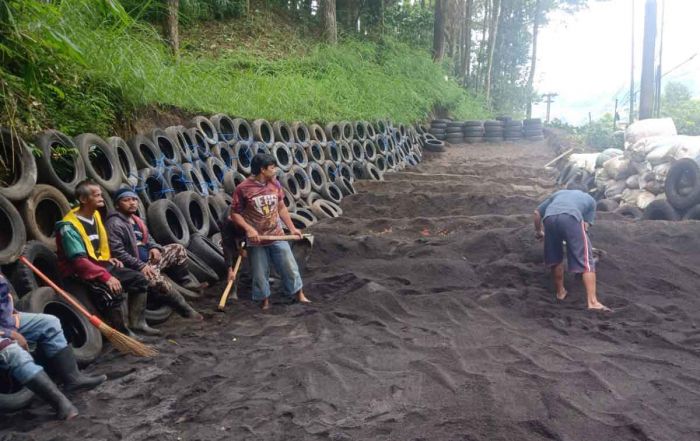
[19,256,158,357]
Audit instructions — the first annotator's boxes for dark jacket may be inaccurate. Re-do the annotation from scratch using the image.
[105,211,161,271]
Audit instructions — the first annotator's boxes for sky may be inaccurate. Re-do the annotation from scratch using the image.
[532,0,700,124]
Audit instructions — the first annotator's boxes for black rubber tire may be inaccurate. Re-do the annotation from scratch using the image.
[20,185,71,251]
[164,126,193,164]
[614,205,644,220]
[0,194,26,265]
[223,169,246,194]
[307,141,326,164]
[323,160,339,182]
[181,162,210,197]
[291,121,311,144]
[335,176,356,196]
[596,199,619,212]
[324,122,342,142]
[682,204,700,220]
[664,159,700,210]
[173,191,210,237]
[290,165,312,198]
[324,141,341,163]
[232,118,254,143]
[309,123,327,143]
[339,120,354,142]
[11,241,61,296]
[311,199,343,219]
[108,137,139,187]
[186,249,219,284]
[252,119,275,145]
[281,172,301,200]
[128,134,161,169]
[136,167,173,207]
[423,139,446,152]
[150,128,181,166]
[206,194,227,233]
[205,156,228,189]
[74,133,121,194]
[273,121,294,144]
[210,114,237,145]
[338,141,353,163]
[643,200,680,221]
[354,121,368,141]
[144,301,173,326]
[235,141,254,175]
[188,233,227,275]
[164,165,193,194]
[211,142,236,169]
[18,287,103,366]
[321,181,343,204]
[189,116,219,145]
[364,162,383,181]
[147,199,190,246]
[0,372,34,412]
[291,143,309,168]
[446,127,464,134]
[271,142,293,172]
[34,129,86,197]
[0,128,38,202]
[306,162,327,192]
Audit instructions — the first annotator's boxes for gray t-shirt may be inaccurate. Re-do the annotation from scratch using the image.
[537,190,596,224]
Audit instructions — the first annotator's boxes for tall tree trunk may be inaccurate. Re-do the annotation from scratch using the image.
[475,0,490,91]
[484,0,501,104]
[165,0,179,59]
[460,0,472,85]
[433,0,446,61]
[321,0,338,44]
[526,0,541,118]
[639,0,657,119]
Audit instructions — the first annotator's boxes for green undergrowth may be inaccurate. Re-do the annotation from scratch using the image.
[1,0,488,138]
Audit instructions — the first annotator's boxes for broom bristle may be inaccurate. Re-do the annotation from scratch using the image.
[98,322,158,357]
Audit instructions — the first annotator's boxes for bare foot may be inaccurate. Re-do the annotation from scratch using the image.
[588,302,611,312]
[556,289,568,300]
[261,298,271,310]
[296,291,312,304]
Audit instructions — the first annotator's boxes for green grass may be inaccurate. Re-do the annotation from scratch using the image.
[2,0,488,137]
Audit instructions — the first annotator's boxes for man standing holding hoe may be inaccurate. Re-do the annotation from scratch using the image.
[230,153,311,310]
[533,184,609,311]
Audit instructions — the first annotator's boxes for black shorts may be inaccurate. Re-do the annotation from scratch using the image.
[543,214,595,273]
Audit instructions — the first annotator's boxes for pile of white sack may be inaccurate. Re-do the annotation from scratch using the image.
[557,118,700,220]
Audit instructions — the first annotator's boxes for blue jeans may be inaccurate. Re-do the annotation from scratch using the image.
[248,241,303,301]
[0,312,68,384]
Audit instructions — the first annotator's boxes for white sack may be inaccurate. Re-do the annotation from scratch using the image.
[569,153,600,173]
[603,156,632,180]
[637,191,657,209]
[625,117,677,146]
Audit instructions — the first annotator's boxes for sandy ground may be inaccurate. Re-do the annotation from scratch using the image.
[2,140,700,441]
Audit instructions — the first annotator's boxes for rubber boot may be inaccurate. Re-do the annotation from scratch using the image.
[25,371,79,420]
[46,347,107,392]
[168,264,204,291]
[104,302,139,340]
[163,287,203,320]
[128,291,162,336]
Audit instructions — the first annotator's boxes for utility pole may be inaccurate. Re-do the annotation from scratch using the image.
[629,0,635,124]
[639,0,657,120]
[542,93,558,123]
[654,0,665,117]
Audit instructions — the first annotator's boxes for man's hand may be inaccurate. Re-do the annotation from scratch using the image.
[149,248,162,264]
[289,227,303,239]
[247,227,260,244]
[535,230,544,241]
[109,258,124,268]
[10,331,28,351]
[141,264,157,279]
[106,276,122,294]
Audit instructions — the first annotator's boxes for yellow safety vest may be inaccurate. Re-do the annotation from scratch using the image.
[62,208,111,261]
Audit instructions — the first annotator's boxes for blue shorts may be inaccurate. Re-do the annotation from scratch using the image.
[543,214,595,273]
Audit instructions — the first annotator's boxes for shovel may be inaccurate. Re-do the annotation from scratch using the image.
[255,234,315,268]
[217,241,246,312]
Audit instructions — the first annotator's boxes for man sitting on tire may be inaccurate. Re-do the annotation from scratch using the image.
[533,184,609,311]
[55,179,160,336]
[230,153,311,310]
[0,275,106,419]
[105,188,203,321]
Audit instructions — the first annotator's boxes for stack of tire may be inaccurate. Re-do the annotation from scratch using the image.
[523,118,544,141]
[483,120,505,143]
[463,121,484,143]
[504,120,524,141]
[445,121,465,145]
[0,117,425,410]
[429,119,449,140]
